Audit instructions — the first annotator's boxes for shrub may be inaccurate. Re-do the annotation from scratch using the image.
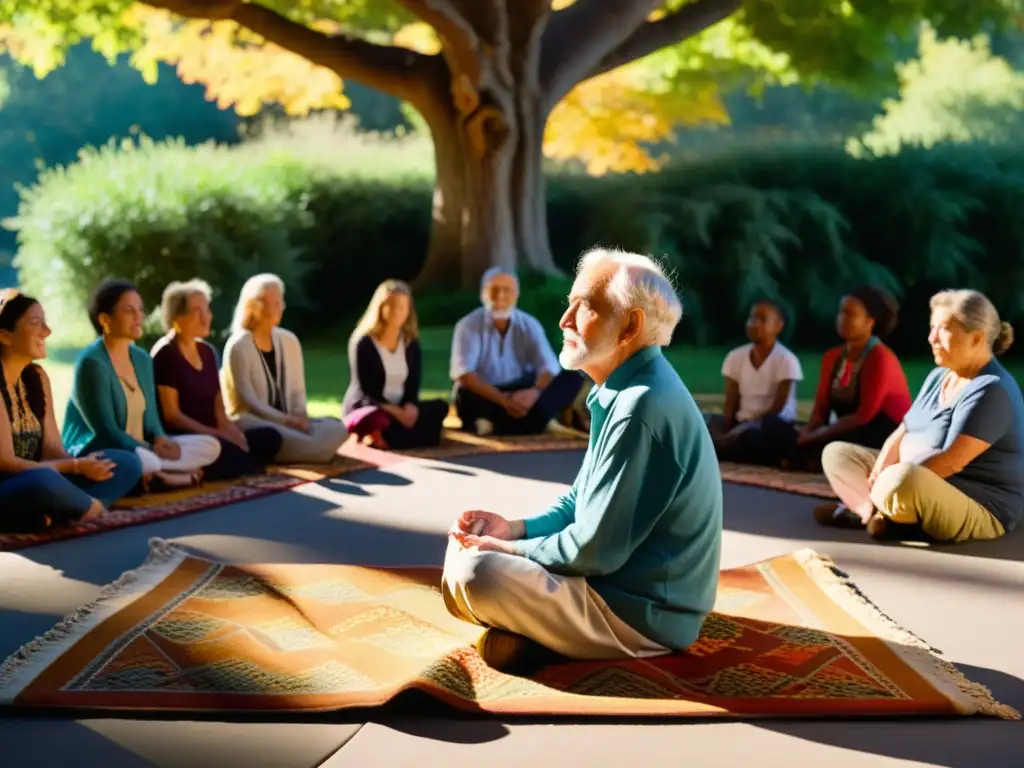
[8,136,311,346]
[8,119,1024,359]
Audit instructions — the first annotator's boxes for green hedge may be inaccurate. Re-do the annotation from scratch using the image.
[8,130,1024,357]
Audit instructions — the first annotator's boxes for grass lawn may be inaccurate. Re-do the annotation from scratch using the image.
[40,326,1024,425]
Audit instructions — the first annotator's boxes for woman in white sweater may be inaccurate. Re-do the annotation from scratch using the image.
[220,274,347,464]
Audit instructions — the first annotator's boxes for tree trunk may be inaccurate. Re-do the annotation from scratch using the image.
[512,91,560,275]
[414,89,559,290]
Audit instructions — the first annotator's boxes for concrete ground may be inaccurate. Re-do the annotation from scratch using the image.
[1,449,1022,768]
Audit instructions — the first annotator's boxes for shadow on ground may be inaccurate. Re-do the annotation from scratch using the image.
[1,449,1022,768]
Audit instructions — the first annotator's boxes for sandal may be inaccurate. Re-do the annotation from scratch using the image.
[813,503,866,529]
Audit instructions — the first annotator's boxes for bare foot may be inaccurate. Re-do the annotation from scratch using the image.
[156,472,197,489]
[866,514,888,538]
[83,500,106,521]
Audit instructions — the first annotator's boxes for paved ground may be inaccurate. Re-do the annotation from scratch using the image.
[1,450,1022,768]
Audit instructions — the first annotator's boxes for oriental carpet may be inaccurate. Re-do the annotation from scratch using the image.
[0,541,1015,720]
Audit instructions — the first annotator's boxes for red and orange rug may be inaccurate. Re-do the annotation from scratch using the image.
[0,542,1015,720]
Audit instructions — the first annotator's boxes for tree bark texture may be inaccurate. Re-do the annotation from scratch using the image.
[158,0,743,290]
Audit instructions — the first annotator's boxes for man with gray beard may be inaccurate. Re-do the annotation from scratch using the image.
[449,267,585,436]
[442,248,723,669]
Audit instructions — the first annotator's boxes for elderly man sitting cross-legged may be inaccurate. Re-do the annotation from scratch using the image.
[443,248,724,668]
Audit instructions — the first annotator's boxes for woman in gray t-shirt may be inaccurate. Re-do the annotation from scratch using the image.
[816,289,1023,543]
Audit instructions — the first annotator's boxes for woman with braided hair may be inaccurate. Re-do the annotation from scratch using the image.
[0,290,142,533]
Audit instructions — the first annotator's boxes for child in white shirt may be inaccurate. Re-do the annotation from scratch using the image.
[707,301,803,464]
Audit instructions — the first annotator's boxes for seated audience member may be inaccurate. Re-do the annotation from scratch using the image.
[221,273,347,464]
[450,267,584,436]
[443,248,723,668]
[706,300,803,464]
[0,290,142,532]
[817,289,1024,540]
[62,280,221,491]
[151,279,282,480]
[341,280,448,450]
[779,285,912,471]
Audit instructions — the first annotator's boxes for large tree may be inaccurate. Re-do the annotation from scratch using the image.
[0,1,1016,288]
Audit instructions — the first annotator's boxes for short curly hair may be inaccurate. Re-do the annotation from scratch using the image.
[849,284,900,339]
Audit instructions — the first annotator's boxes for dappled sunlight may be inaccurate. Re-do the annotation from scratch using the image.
[0,553,101,616]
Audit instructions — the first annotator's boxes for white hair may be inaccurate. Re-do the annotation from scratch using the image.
[577,247,682,346]
[231,273,285,334]
[160,278,212,332]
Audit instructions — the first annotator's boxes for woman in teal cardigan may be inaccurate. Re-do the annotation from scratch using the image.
[63,280,221,491]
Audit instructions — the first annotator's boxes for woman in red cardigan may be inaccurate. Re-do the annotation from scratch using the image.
[780,286,912,471]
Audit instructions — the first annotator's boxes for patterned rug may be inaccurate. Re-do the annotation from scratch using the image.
[0,460,369,553]
[718,462,836,499]
[0,431,588,552]
[1,540,1015,720]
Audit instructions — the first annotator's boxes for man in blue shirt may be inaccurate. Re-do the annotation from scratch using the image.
[449,267,584,436]
[444,249,723,667]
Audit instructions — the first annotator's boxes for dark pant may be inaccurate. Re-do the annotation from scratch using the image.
[453,370,585,436]
[764,413,898,471]
[0,449,144,533]
[707,414,799,467]
[344,399,449,450]
[202,427,284,481]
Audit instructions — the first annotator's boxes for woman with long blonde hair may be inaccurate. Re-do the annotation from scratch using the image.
[342,280,448,449]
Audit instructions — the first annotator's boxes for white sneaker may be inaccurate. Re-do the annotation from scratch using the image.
[475,418,494,436]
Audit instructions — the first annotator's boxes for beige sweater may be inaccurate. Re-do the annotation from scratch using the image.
[220,328,309,424]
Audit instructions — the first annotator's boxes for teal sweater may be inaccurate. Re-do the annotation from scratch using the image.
[62,339,166,457]
[518,346,723,650]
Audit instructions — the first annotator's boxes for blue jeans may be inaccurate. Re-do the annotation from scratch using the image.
[0,449,143,533]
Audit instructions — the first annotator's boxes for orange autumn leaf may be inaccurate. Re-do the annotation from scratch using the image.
[544,62,728,175]
[127,6,348,116]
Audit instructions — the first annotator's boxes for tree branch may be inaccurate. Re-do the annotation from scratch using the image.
[144,0,438,104]
[587,0,743,82]
[540,0,663,109]
[396,0,483,85]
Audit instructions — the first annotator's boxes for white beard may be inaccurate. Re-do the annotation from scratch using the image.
[560,331,616,370]
[490,308,514,321]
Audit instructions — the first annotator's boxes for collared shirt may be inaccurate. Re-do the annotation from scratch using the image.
[518,345,724,650]
[449,307,561,386]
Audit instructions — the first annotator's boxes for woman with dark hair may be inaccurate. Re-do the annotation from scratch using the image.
[62,279,221,491]
[0,290,142,532]
[771,285,912,471]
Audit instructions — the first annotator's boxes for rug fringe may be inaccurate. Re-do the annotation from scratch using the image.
[0,538,186,702]
[793,549,1021,721]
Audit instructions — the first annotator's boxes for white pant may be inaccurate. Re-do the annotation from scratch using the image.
[441,539,667,660]
[136,435,221,475]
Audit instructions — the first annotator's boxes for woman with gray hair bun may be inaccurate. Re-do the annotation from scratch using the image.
[220,274,347,464]
[151,279,283,480]
[817,288,1024,544]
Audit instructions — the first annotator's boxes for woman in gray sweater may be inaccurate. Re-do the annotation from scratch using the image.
[220,274,347,464]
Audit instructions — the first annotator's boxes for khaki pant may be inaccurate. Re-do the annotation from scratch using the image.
[821,441,1006,543]
[441,539,667,660]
